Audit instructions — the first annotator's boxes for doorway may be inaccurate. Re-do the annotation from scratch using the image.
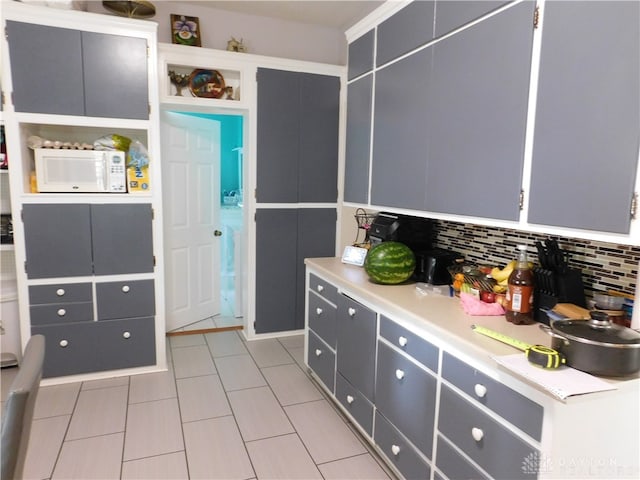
[161,110,245,333]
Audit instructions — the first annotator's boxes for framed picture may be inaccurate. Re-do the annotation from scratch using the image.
[171,14,201,47]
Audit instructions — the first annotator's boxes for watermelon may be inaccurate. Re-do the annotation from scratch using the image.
[364,242,416,284]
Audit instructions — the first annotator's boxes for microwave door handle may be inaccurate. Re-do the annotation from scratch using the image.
[101,153,108,191]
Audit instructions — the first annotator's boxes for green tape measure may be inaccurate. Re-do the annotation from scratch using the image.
[471,325,566,369]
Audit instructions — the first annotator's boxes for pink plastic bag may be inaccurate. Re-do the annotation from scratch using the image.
[459,292,505,316]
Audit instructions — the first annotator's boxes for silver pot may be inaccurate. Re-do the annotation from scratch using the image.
[540,313,640,377]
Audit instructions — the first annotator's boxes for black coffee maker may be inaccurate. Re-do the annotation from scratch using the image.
[368,212,461,284]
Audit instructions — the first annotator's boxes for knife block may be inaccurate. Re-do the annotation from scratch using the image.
[534,267,586,324]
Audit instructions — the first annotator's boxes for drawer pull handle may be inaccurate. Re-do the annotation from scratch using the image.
[315,349,322,357]
[123,331,131,339]
[56,288,65,296]
[398,336,408,347]
[122,285,130,293]
[317,285,324,292]
[474,384,487,398]
[391,445,401,456]
[316,307,323,315]
[395,369,405,380]
[57,308,66,317]
[59,339,69,348]
[348,307,356,317]
[346,395,354,404]
[471,427,484,442]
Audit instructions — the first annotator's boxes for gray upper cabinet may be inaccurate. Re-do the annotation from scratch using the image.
[257,68,339,204]
[299,73,340,203]
[425,1,535,220]
[82,32,149,120]
[434,0,511,38]
[6,21,148,119]
[371,47,432,210]
[23,204,93,279]
[7,21,84,116]
[24,204,154,279]
[91,204,154,275]
[348,30,374,80]
[344,74,373,204]
[528,1,640,234]
[376,1,435,66]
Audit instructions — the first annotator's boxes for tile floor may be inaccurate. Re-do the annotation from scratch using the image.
[1,330,394,480]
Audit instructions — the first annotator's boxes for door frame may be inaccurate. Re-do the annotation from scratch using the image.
[159,103,250,335]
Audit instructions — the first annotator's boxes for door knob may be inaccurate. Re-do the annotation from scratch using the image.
[214,230,223,237]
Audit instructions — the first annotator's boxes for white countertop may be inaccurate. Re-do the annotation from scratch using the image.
[305,257,640,397]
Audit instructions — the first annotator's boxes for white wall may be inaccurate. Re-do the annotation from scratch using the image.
[86,0,347,65]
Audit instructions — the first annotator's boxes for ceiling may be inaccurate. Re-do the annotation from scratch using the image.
[180,1,384,30]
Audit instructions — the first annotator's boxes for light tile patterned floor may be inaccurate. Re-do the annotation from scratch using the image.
[1,331,393,479]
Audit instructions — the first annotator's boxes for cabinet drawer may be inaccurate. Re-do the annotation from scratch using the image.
[308,291,337,348]
[436,434,490,480]
[309,273,338,304]
[442,352,543,441]
[380,315,439,373]
[30,302,93,326]
[375,341,437,458]
[307,330,335,393]
[33,316,155,378]
[29,283,92,304]
[438,384,539,480]
[374,410,431,480]
[96,279,155,320]
[95,316,156,371]
[336,373,373,436]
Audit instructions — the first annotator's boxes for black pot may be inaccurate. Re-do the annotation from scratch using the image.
[540,314,640,377]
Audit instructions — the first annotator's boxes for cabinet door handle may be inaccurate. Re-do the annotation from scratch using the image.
[315,349,322,357]
[348,307,356,317]
[316,307,323,315]
[56,288,65,296]
[123,331,131,339]
[346,395,354,404]
[471,427,484,442]
[391,444,401,456]
[59,339,69,348]
[122,285,130,293]
[474,384,487,398]
[317,285,324,292]
[57,308,66,317]
[398,336,408,347]
[395,369,405,380]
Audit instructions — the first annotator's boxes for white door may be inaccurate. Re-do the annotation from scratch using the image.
[161,111,222,331]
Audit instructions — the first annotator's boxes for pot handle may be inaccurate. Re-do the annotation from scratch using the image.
[539,324,570,346]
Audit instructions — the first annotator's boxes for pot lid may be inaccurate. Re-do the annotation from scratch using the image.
[552,319,640,346]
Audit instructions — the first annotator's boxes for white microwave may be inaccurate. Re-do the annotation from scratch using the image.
[34,148,127,193]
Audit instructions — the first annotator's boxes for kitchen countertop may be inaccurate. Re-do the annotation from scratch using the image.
[305,257,640,398]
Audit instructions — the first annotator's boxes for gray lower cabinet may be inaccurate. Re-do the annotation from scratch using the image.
[256,68,339,203]
[528,0,640,234]
[29,282,94,326]
[438,384,540,480]
[23,203,154,279]
[375,341,437,458]
[307,330,335,393]
[6,21,148,119]
[33,316,155,378]
[255,208,336,333]
[336,294,377,401]
[435,434,490,480]
[96,279,155,320]
[374,410,431,480]
[335,373,374,436]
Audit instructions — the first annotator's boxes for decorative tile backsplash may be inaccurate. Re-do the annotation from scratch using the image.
[433,220,640,300]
